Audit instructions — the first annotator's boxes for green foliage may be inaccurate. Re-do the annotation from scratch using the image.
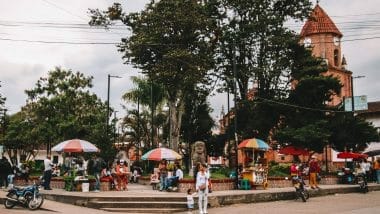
[268,163,290,177]
[90,0,219,152]
[20,67,115,160]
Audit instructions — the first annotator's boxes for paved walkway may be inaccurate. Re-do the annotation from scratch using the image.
[1,182,380,212]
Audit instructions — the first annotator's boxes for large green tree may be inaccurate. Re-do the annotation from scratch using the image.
[89,0,220,152]
[24,67,115,160]
[214,0,313,141]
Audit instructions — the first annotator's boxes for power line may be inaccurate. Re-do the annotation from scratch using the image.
[0,37,118,45]
[40,0,88,22]
[256,96,348,113]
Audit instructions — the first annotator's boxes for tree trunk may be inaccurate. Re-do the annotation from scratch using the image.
[168,92,184,153]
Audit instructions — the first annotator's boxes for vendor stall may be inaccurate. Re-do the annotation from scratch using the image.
[238,138,269,189]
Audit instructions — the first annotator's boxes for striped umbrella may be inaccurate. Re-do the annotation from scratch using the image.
[51,139,100,153]
[238,138,269,151]
[141,147,182,161]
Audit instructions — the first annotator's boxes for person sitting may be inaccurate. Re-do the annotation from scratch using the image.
[18,163,30,183]
[100,162,115,189]
[150,168,160,190]
[52,165,61,177]
[131,166,142,183]
[167,163,184,190]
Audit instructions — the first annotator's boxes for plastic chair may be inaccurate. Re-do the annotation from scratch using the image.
[240,179,251,190]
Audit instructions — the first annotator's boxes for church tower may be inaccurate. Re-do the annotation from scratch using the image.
[300,4,352,106]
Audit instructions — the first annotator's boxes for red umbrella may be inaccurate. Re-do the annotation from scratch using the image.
[51,139,100,153]
[278,146,309,156]
[337,152,367,159]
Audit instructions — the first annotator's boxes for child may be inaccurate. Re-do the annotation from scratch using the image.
[186,188,197,212]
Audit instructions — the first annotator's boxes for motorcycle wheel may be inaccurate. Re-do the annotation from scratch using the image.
[4,199,16,209]
[300,191,307,202]
[27,194,44,210]
[304,189,310,200]
[361,184,369,193]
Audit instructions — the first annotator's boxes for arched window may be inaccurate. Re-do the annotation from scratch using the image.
[334,49,339,66]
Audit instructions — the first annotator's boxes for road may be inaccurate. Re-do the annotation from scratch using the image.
[1,191,379,214]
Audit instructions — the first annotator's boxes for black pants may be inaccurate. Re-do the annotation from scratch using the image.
[0,174,8,187]
[44,170,52,189]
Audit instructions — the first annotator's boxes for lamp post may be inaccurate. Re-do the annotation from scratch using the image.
[106,74,122,138]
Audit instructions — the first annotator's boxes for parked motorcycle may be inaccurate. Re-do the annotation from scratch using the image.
[355,173,369,193]
[4,182,44,210]
[292,176,309,202]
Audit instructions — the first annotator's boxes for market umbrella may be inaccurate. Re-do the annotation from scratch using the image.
[141,147,182,161]
[337,151,368,159]
[363,142,380,156]
[51,139,100,153]
[278,146,309,156]
[238,138,269,151]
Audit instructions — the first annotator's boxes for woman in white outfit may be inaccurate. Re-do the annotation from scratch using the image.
[196,163,209,214]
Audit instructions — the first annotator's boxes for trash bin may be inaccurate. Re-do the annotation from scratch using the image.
[82,182,89,192]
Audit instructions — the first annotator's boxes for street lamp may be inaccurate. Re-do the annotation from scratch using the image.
[350,75,365,113]
[106,74,122,137]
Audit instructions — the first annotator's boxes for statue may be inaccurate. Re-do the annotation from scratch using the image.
[191,141,207,165]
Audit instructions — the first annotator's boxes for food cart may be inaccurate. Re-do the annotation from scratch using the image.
[238,138,270,189]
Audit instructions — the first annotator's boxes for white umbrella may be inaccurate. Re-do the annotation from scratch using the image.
[363,142,380,156]
[51,139,100,153]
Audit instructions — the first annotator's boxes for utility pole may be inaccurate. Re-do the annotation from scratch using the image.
[233,40,239,190]
[106,74,122,139]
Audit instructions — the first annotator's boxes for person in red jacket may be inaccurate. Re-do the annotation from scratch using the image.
[309,156,321,189]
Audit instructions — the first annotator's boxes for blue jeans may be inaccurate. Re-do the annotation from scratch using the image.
[376,170,380,184]
[160,174,168,190]
[94,172,100,191]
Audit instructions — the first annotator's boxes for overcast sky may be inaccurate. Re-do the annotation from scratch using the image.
[1,0,380,123]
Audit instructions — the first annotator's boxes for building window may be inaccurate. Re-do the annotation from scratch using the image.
[334,49,339,66]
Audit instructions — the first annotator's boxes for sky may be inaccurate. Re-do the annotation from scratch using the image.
[1,0,380,125]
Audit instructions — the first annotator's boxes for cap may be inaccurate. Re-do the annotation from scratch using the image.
[120,159,125,163]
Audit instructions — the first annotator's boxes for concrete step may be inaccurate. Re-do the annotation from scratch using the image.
[90,196,186,202]
[87,200,187,209]
[99,207,187,213]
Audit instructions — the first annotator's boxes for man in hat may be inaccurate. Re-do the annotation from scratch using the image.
[308,155,321,189]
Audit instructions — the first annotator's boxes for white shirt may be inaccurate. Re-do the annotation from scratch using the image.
[187,193,196,205]
[176,168,184,180]
[44,158,52,171]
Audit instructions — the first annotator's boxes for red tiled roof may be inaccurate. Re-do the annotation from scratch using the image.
[300,4,342,37]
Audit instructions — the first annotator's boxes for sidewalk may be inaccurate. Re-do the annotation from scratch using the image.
[1,183,380,213]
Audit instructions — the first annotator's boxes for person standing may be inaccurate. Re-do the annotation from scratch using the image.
[309,155,321,189]
[43,156,53,190]
[115,159,129,191]
[374,157,380,184]
[158,159,168,191]
[0,157,12,188]
[196,163,209,214]
[186,188,197,212]
[90,154,103,192]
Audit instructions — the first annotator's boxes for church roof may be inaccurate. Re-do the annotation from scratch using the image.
[300,4,342,37]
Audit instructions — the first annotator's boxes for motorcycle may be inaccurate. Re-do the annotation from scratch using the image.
[355,172,369,193]
[4,182,44,210]
[292,176,309,202]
